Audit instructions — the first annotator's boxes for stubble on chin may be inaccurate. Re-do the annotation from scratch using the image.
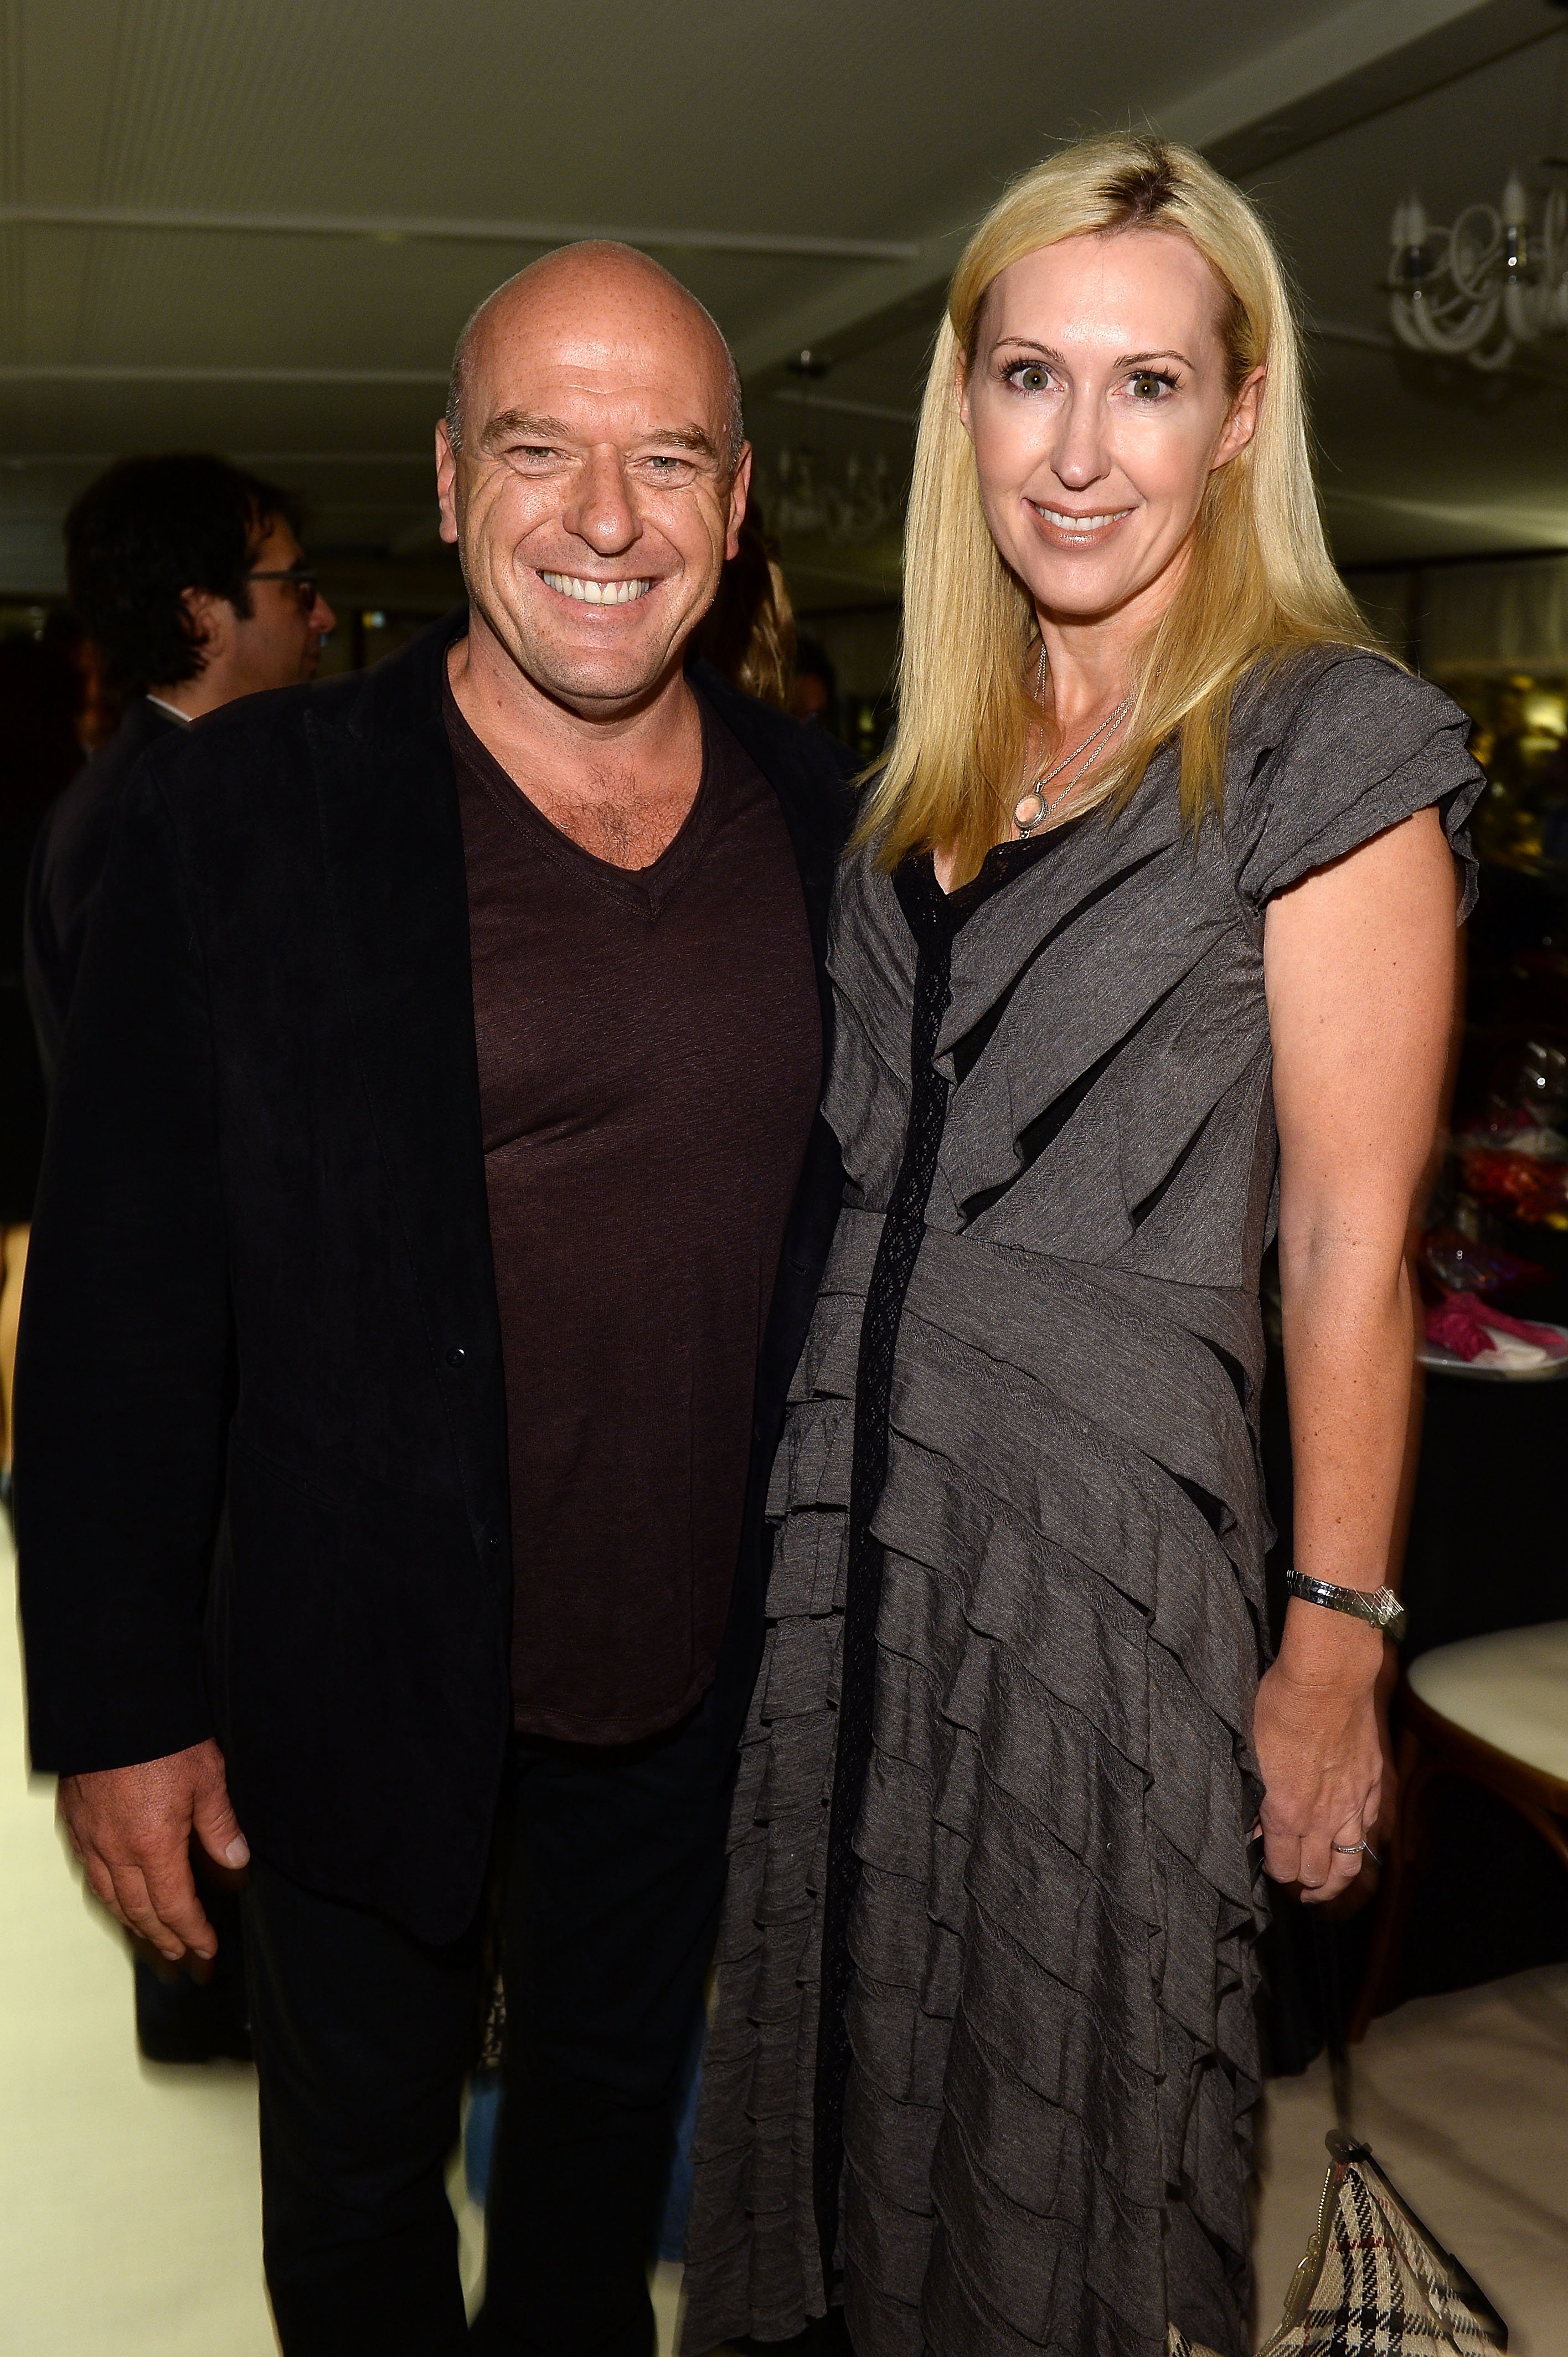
[477,575,686,713]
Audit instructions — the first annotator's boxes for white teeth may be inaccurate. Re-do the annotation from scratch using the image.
[539,572,652,605]
[1041,510,1124,532]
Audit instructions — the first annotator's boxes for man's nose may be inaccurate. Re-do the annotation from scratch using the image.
[310,592,337,636]
[564,447,638,554]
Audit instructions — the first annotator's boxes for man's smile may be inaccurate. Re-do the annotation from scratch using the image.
[537,570,654,605]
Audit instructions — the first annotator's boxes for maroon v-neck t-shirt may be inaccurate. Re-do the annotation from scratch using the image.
[446,674,822,1743]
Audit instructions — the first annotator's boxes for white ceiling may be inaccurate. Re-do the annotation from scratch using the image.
[3,0,1568,607]
[1247,29,1568,562]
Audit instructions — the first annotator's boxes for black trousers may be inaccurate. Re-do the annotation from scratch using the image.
[135,1860,251,2061]
[243,1618,754,2357]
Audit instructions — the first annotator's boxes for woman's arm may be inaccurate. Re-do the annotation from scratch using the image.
[1259,803,1459,1901]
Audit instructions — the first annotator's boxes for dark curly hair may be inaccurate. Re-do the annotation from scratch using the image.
[64,454,301,696]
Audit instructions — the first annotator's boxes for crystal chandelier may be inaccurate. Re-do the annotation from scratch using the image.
[1388,170,1568,370]
[754,445,900,544]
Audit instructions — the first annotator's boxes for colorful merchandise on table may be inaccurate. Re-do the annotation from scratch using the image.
[1423,1289,1568,1368]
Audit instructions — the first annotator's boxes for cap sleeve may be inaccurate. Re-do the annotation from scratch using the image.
[1233,652,1483,922]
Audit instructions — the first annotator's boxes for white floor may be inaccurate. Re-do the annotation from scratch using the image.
[1,1517,275,2356]
[1250,1968,1568,2355]
[2,1509,1563,2355]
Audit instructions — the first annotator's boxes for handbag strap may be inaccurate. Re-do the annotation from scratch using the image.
[1309,1902,1354,2136]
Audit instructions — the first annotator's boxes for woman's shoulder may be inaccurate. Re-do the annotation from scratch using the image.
[1231,643,1466,766]
[1226,642,1483,915]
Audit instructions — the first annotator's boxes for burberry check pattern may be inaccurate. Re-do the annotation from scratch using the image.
[1169,2151,1507,2357]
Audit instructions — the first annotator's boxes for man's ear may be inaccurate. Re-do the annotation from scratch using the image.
[435,419,461,547]
[179,586,228,671]
[725,444,754,562]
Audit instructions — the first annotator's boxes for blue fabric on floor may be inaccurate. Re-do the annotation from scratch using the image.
[464,2069,504,2207]
[658,2016,705,2262]
[462,2018,705,2260]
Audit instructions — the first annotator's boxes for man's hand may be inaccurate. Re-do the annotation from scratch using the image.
[57,1739,249,1964]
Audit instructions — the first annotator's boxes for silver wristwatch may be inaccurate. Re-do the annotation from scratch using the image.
[1284,1569,1407,1643]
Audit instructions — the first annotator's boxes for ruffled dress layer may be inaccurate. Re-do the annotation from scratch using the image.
[680,652,1483,2357]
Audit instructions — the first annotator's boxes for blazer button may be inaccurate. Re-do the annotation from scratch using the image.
[446,1346,467,1367]
[486,1533,502,1551]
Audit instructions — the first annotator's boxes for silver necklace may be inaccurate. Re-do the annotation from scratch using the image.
[1013,650,1132,838]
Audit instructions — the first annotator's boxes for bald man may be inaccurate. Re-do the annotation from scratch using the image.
[16,244,854,2355]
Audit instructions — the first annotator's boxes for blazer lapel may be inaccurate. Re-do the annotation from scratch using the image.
[301,637,850,1563]
[304,613,508,1548]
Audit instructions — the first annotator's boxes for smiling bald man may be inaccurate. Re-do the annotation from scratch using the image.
[16,244,854,2356]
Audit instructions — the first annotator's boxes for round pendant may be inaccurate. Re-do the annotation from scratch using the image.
[1013,788,1048,836]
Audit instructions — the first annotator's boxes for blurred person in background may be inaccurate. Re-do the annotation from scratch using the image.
[0,629,84,1514]
[16,245,853,2357]
[689,493,796,707]
[788,634,838,730]
[25,452,336,1084]
[22,452,333,2071]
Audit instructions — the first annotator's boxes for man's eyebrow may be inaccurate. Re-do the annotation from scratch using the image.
[646,423,722,459]
[479,409,575,451]
[478,409,721,459]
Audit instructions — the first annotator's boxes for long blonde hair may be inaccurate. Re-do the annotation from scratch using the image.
[859,135,1377,880]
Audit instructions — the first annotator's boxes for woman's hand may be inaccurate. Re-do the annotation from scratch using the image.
[1253,1617,1384,1902]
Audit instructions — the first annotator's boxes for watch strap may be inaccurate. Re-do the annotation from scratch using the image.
[1285,1569,1408,1643]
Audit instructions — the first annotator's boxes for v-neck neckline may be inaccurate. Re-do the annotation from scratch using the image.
[442,666,719,916]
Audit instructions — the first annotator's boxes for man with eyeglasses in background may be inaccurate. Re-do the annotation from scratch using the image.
[25,452,335,1085]
[22,452,332,2067]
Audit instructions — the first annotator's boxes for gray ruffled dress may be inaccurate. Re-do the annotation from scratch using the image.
[680,651,1482,2357]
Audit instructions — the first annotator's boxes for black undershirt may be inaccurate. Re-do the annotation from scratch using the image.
[446,676,822,1744]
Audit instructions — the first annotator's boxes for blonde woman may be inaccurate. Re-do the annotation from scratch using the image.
[682,137,1482,2357]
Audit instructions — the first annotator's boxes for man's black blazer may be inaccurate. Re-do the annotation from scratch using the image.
[16,612,853,1942]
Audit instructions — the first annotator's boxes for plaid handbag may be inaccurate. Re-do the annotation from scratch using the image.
[1169,1888,1509,2357]
[1168,2125,1508,2357]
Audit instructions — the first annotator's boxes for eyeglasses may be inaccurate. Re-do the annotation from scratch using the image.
[249,565,320,614]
